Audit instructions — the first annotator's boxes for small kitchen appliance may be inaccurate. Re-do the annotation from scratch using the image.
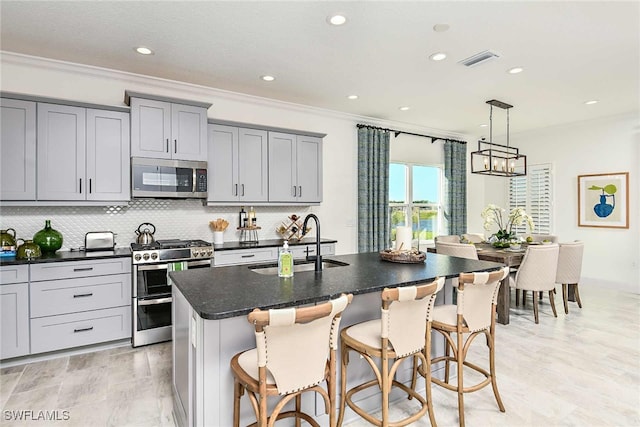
[131,157,207,199]
[135,223,156,245]
[85,231,116,251]
[131,238,213,347]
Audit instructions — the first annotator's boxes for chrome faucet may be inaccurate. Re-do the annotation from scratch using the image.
[301,213,322,272]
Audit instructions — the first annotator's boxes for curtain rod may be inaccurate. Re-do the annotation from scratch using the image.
[356,123,467,145]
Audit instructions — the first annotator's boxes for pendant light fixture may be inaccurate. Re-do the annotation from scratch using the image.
[471,99,527,177]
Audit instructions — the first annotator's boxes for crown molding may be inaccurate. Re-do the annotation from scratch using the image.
[0,51,465,141]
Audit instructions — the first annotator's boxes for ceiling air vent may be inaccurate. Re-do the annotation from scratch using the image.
[459,50,500,67]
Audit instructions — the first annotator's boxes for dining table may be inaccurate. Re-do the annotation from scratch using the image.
[428,242,532,325]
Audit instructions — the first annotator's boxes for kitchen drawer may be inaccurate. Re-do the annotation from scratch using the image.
[31,274,131,318]
[290,243,335,259]
[30,306,131,354]
[30,258,131,282]
[0,264,29,285]
[214,247,278,266]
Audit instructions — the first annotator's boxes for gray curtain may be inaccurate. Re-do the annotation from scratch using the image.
[357,127,390,252]
[443,140,467,236]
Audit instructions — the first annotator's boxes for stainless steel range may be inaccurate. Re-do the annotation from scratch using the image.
[132,239,213,347]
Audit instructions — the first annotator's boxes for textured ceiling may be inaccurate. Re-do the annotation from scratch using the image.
[1,1,638,139]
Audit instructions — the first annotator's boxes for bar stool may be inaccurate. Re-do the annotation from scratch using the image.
[429,267,509,427]
[231,294,352,427]
[337,277,444,427]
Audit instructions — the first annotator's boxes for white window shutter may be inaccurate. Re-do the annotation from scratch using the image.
[509,164,553,235]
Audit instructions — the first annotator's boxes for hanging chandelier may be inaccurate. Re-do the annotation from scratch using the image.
[471,99,527,177]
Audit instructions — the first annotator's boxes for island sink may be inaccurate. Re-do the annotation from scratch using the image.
[249,259,349,275]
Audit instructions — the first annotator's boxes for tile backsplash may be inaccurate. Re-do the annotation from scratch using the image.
[0,199,311,250]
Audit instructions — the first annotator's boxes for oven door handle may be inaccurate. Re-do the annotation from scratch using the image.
[138,297,172,306]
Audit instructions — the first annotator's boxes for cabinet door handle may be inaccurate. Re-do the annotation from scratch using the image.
[174,139,177,154]
[234,184,238,196]
[166,139,170,153]
[73,326,94,333]
[241,184,245,196]
[241,254,255,258]
[79,178,82,194]
[299,186,302,197]
[89,179,92,194]
[293,186,297,197]
[73,293,93,298]
[73,267,93,272]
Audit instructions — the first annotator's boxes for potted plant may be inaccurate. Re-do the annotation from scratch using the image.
[481,204,534,248]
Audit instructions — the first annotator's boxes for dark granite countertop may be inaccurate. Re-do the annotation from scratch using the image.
[169,252,504,320]
[0,247,131,266]
[212,238,337,251]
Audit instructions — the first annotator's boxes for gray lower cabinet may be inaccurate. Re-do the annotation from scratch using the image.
[208,124,268,202]
[268,132,323,203]
[29,258,132,354]
[37,103,130,201]
[0,99,36,200]
[0,265,30,359]
[130,97,208,161]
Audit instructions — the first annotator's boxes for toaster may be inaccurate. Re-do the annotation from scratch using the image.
[85,231,116,251]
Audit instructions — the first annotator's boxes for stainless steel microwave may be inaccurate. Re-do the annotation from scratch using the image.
[131,157,207,199]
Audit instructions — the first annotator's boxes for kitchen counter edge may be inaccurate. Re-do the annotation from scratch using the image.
[0,248,132,265]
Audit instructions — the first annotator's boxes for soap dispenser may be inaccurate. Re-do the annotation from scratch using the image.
[278,241,293,278]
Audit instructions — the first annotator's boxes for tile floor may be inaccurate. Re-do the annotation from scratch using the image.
[1,282,638,426]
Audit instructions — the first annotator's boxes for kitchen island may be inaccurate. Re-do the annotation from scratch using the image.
[169,252,504,427]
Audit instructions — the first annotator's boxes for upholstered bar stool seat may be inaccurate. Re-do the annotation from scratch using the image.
[337,278,444,427]
[429,267,509,427]
[231,294,352,427]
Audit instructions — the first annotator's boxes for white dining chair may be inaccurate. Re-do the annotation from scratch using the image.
[436,241,478,260]
[462,233,485,243]
[556,241,585,314]
[509,244,559,323]
[435,235,461,243]
[529,234,558,243]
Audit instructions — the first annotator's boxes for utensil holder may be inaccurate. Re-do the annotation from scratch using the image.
[213,231,224,245]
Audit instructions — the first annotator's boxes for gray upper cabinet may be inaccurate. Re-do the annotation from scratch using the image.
[86,109,130,201]
[37,103,87,200]
[130,96,208,162]
[37,104,130,201]
[1,99,36,200]
[268,132,322,203]
[208,124,268,203]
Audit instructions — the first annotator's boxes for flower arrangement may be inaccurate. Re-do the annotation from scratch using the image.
[481,204,534,246]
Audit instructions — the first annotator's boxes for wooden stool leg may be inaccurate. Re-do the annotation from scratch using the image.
[532,291,539,324]
[562,284,569,314]
[548,290,557,317]
[457,328,465,427]
[424,327,437,427]
[337,344,348,427]
[233,380,242,427]
[295,395,302,427]
[444,335,451,383]
[487,329,505,412]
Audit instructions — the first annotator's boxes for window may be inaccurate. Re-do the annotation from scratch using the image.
[389,163,442,250]
[509,163,553,235]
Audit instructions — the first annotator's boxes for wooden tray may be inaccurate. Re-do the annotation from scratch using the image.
[379,249,426,263]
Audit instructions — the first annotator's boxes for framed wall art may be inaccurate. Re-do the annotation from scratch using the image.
[578,172,629,229]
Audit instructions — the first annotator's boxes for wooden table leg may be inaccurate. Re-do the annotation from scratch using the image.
[496,279,510,325]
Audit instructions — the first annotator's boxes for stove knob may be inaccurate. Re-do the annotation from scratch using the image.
[151,252,158,260]
[143,253,150,261]
[207,249,213,257]
[134,254,142,261]
[193,250,200,257]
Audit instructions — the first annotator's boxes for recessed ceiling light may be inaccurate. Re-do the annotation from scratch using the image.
[327,14,347,26]
[135,47,154,55]
[430,52,447,61]
[584,100,599,105]
[399,106,410,111]
[479,124,488,128]
[508,67,524,74]
[433,23,450,33]
[261,75,275,82]
[347,95,359,100]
